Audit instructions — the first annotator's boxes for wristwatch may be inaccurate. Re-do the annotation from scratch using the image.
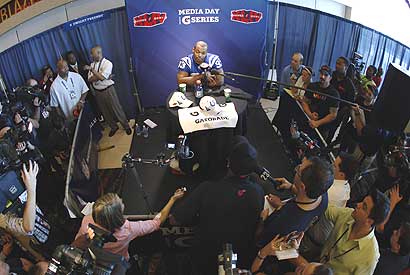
[257,250,265,260]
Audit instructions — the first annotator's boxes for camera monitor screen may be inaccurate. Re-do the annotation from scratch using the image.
[0,170,24,212]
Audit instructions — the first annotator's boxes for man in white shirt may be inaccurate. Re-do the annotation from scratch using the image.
[85,45,131,137]
[50,60,88,121]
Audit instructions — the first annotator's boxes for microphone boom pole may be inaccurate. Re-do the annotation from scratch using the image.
[224,71,371,112]
[223,71,336,161]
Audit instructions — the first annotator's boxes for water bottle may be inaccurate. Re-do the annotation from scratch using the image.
[135,123,143,136]
[290,119,300,139]
[142,125,149,138]
[195,79,204,101]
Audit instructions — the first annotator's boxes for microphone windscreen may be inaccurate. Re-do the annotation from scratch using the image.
[200,63,210,70]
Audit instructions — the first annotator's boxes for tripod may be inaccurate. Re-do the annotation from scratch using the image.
[113,153,173,214]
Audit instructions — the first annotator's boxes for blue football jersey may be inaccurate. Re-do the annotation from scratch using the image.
[178,53,223,75]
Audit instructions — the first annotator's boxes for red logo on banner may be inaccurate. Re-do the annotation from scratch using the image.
[133,12,167,27]
[230,9,263,24]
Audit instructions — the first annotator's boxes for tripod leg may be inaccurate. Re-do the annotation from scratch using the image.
[128,166,154,214]
[112,167,127,195]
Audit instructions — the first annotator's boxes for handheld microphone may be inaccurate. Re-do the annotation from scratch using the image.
[255,166,281,190]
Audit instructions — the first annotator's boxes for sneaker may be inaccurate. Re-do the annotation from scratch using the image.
[108,127,119,137]
[125,128,132,135]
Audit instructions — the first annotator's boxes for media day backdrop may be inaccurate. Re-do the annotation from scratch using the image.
[126,0,269,107]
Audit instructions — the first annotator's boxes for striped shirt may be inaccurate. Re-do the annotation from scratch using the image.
[178,53,223,75]
[0,213,27,235]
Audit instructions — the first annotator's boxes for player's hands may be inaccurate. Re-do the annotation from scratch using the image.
[206,74,217,87]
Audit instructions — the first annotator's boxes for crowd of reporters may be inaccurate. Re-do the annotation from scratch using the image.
[0,44,134,274]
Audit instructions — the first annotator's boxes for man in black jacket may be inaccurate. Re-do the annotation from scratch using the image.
[170,136,264,274]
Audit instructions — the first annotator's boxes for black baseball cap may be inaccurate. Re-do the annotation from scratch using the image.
[319,65,332,76]
[229,136,259,176]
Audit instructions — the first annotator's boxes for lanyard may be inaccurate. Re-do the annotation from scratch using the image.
[61,77,75,92]
[320,227,359,263]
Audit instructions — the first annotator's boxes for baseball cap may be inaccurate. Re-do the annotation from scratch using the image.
[199,96,222,116]
[169,92,193,108]
[229,136,259,176]
[319,65,332,76]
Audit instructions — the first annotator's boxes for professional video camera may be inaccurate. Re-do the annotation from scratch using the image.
[347,52,365,83]
[289,120,321,160]
[0,98,44,173]
[46,223,127,275]
[383,134,410,175]
[12,85,49,107]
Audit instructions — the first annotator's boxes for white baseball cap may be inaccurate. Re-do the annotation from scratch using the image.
[169,92,193,108]
[199,96,222,116]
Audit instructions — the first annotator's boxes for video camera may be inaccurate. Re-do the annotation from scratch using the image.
[347,52,366,82]
[46,223,127,275]
[383,134,410,176]
[0,96,44,174]
[290,119,321,160]
[0,123,43,174]
[13,85,49,107]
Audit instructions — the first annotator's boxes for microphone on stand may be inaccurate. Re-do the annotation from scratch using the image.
[199,63,211,91]
[200,63,210,71]
[211,70,236,81]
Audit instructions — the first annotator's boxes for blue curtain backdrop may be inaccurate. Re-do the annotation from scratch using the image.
[0,8,136,117]
[0,4,409,108]
[271,3,410,82]
[126,0,269,107]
